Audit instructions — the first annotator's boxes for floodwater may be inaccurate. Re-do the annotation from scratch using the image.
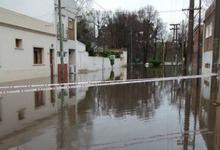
[0,66,220,150]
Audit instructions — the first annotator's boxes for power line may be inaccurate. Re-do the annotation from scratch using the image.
[158,10,183,13]
[93,1,184,14]
[93,0,106,11]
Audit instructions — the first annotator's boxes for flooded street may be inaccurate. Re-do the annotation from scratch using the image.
[0,66,219,150]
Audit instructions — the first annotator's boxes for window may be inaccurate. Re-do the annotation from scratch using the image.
[35,91,45,109]
[205,22,213,38]
[68,18,74,29]
[68,18,75,40]
[15,38,22,49]
[33,47,43,64]
[18,109,25,120]
[205,63,211,68]
[204,80,210,87]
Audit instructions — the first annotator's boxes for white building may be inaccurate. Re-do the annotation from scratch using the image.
[0,7,57,82]
[0,0,127,83]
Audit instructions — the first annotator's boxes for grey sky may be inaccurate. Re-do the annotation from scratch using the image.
[93,0,189,24]
[0,0,190,24]
[0,0,54,22]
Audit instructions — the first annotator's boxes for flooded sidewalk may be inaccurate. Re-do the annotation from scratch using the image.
[0,66,219,150]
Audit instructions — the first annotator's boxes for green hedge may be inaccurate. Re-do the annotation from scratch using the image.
[98,50,121,58]
[149,59,161,67]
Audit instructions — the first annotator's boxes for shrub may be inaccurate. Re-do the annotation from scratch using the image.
[149,59,161,67]
[98,49,121,58]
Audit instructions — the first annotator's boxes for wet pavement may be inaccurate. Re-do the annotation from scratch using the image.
[0,66,220,150]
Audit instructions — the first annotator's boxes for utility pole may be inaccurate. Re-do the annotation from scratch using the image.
[186,0,195,75]
[197,0,202,75]
[162,39,165,65]
[130,28,133,67]
[170,24,180,66]
[58,0,65,83]
[180,21,187,73]
[170,27,175,66]
[212,0,220,73]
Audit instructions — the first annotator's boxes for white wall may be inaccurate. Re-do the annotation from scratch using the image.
[202,51,213,74]
[201,77,211,100]
[75,51,127,73]
[77,54,122,72]
[121,51,128,67]
[0,68,127,149]
[69,67,126,104]
[0,25,56,82]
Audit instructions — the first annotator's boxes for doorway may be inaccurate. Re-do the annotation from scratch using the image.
[69,49,76,74]
[50,49,54,77]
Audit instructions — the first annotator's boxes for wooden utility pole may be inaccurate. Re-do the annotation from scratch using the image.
[212,0,220,73]
[130,28,133,66]
[186,0,195,75]
[58,0,65,83]
[197,0,202,75]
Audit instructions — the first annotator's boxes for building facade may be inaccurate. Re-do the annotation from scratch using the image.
[0,0,127,83]
[0,7,57,82]
[202,2,215,74]
[192,25,203,74]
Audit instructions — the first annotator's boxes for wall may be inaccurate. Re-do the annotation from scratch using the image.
[0,67,126,149]
[202,51,213,74]
[202,4,215,75]
[76,51,127,73]
[0,25,56,83]
[69,67,125,104]
[192,25,203,74]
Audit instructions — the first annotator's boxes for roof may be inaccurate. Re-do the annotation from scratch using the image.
[204,1,215,21]
[0,7,56,36]
[193,24,203,33]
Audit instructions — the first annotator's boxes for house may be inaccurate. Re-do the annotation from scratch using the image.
[0,7,57,82]
[0,0,127,83]
[202,2,215,74]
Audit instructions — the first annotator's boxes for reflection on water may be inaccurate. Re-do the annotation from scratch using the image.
[127,65,183,79]
[0,68,220,150]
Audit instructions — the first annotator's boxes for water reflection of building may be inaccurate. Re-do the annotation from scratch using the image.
[213,77,220,150]
[90,81,167,120]
[0,91,58,149]
[0,69,123,150]
[0,96,2,121]
[197,76,220,150]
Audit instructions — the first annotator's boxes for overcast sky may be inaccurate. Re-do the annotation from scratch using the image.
[0,0,54,22]
[94,0,189,24]
[0,0,190,24]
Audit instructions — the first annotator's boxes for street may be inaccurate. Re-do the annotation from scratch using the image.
[0,66,219,150]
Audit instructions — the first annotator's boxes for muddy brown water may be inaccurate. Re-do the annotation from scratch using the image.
[0,66,219,150]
